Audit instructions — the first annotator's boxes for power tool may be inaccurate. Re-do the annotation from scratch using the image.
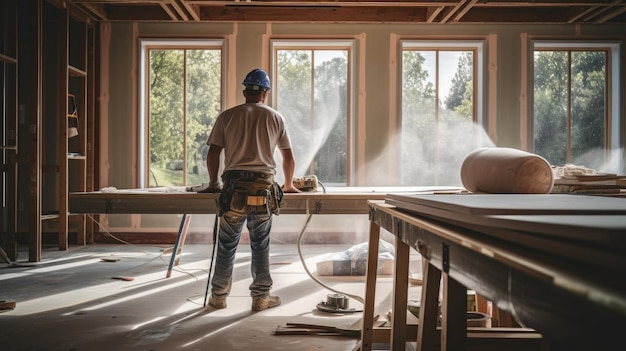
[293,175,319,192]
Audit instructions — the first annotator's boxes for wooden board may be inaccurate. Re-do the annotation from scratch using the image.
[69,186,464,215]
[385,193,626,249]
[385,193,626,216]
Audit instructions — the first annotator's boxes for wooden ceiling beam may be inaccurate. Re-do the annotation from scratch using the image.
[64,0,626,23]
[452,0,479,22]
[160,2,180,20]
[79,3,110,21]
[178,0,201,20]
[595,5,626,23]
[426,6,445,23]
[198,5,428,22]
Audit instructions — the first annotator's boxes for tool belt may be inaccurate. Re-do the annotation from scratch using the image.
[218,170,283,218]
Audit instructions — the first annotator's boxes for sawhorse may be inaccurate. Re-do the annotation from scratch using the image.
[165,214,193,278]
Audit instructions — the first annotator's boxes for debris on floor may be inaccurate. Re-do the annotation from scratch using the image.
[111,276,135,281]
[273,316,384,338]
[315,240,394,276]
[0,300,17,312]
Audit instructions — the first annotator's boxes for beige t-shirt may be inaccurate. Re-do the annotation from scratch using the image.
[207,102,292,174]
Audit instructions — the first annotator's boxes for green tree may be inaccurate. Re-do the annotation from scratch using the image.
[277,49,349,184]
[276,50,313,176]
[314,54,347,183]
[571,51,605,163]
[401,51,436,185]
[149,50,184,171]
[533,50,606,167]
[148,48,221,186]
[445,52,473,113]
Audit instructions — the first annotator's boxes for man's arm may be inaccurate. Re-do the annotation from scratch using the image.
[204,144,223,192]
[279,148,300,193]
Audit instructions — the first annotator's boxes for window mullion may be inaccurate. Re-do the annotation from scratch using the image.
[309,49,315,176]
[567,50,572,164]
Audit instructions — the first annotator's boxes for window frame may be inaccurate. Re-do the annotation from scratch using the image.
[529,40,622,172]
[398,39,487,186]
[400,40,486,125]
[138,38,226,188]
[270,39,356,186]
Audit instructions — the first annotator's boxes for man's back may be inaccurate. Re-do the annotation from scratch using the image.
[209,102,290,174]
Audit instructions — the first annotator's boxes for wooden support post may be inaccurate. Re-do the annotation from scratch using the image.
[441,272,467,350]
[417,259,441,351]
[390,227,410,350]
[359,219,381,351]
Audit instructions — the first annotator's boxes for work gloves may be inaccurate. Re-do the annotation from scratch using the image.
[198,181,223,193]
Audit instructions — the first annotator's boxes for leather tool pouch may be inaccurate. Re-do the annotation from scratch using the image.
[218,172,283,217]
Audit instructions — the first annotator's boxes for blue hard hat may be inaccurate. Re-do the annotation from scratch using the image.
[242,68,271,91]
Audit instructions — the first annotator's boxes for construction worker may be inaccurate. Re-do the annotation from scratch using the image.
[204,68,300,311]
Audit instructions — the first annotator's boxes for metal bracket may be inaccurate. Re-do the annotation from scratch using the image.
[395,219,402,238]
[442,243,450,273]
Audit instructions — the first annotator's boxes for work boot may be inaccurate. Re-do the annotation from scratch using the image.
[208,295,227,309]
[251,295,281,311]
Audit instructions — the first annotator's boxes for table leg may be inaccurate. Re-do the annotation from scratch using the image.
[360,220,381,351]
[391,235,410,350]
[417,259,441,351]
[441,272,467,351]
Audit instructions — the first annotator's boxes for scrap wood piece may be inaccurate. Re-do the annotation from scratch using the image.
[274,316,385,338]
[409,272,423,285]
[0,247,11,264]
[111,276,135,281]
[274,326,344,336]
[0,300,17,311]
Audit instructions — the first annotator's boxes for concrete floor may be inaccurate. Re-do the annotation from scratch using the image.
[0,241,423,351]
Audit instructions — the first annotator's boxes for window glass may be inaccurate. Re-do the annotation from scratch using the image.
[401,42,483,186]
[273,42,351,186]
[140,40,222,187]
[534,48,607,167]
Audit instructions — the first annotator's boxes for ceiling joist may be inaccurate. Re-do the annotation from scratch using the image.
[64,0,626,24]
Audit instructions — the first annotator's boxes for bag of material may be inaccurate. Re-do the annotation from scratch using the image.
[316,240,395,276]
[460,147,554,194]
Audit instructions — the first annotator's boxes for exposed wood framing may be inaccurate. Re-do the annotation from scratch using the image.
[64,0,626,24]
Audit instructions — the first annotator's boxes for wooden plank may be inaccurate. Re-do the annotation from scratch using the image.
[68,186,463,215]
[390,236,410,350]
[21,0,43,262]
[359,220,381,351]
[417,260,442,351]
[441,272,468,351]
[386,193,626,215]
[479,214,626,249]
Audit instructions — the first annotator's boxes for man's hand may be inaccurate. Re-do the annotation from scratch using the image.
[199,181,223,193]
[282,184,301,193]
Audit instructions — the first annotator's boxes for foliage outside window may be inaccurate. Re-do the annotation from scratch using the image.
[140,40,222,187]
[401,41,487,186]
[533,43,615,171]
[272,41,351,186]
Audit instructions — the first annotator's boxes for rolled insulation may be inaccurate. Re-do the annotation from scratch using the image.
[460,147,554,194]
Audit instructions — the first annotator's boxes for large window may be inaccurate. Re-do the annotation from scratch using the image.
[139,39,223,187]
[271,40,353,186]
[532,41,621,173]
[400,41,487,186]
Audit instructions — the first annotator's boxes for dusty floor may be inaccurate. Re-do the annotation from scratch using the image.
[0,241,423,351]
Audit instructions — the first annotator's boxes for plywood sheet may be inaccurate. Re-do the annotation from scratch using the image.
[385,193,626,216]
[385,193,626,249]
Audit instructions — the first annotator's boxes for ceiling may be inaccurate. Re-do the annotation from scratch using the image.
[65,0,626,24]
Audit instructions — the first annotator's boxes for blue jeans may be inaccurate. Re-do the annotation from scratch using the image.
[210,211,274,298]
